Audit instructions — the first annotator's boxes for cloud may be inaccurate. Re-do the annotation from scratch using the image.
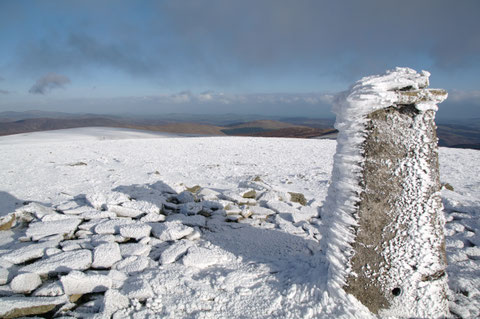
[29,73,71,94]
[0,89,10,94]
[448,90,480,104]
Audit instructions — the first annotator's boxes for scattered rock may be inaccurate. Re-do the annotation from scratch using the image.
[122,279,153,301]
[94,219,134,235]
[0,267,10,285]
[20,249,92,276]
[32,281,64,297]
[0,215,15,231]
[92,242,122,269]
[26,218,82,241]
[150,221,194,241]
[186,185,201,194]
[103,289,130,314]
[442,183,455,191]
[140,213,165,223]
[10,272,42,294]
[60,270,112,295]
[2,239,60,264]
[114,256,152,274]
[0,296,67,318]
[107,205,144,218]
[182,246,227,268]
[119,243,151,257]
[242,190,257,199]
[168,214,206,227]
[160,240,193,264]
[119,223,152,240]
[288,192,307,206]
[68,162,87,166]
[176,191,196,204]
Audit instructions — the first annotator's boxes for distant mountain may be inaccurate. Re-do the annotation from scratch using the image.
[0,111,479,149]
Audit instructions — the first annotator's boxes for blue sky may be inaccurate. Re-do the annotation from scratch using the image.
[0,0,479,120]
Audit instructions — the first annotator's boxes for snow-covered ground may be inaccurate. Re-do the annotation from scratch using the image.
[0,127,479,318]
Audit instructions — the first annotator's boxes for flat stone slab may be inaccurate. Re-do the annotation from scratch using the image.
[60,270,112,295]
[150,221,194,241]
[26,218,82,241]
[20,249,92,275]
[0,295,67,318]
[2,240,60,264]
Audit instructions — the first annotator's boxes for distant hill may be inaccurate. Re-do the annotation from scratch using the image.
[0,111,479,149]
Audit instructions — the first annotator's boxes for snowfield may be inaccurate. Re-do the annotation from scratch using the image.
[0,127,479,318]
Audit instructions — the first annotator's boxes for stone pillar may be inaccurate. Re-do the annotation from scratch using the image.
[322,68,449,317]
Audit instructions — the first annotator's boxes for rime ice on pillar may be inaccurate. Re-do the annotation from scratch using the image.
[322,68,449,317]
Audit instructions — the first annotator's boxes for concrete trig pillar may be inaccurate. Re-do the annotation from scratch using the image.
[322,68,449,317]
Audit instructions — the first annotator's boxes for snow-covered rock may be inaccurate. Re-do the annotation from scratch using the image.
[32,281,64,297]
[61,270,112,295]
[20,249,92,275]
[0,295,67,318]
[168,214,206,227]
[182,246,228,268]
[0,267,9,285]
[150,221,194,241]
[92,242,122,269]
[10,272,42,293]
[102,289,130,314]
[119,243,151,257]
[107,205,144,218]
[115,256,153,274]
[94,218,134,235]
[26,218,82,241]
[160,240,193,264]
[2,239,60,264]
[119,223,151,240]
[122,279,154,301]
[140,212,166,223]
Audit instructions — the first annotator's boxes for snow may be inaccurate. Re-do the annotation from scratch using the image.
[92,242,122,269]
[10,272,42,294]
[60,270,112,295]
[0,126,478,318]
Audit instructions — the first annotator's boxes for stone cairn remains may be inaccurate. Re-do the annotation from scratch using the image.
[322,68,449,317]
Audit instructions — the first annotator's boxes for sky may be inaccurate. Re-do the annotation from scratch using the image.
[0,0,479,120]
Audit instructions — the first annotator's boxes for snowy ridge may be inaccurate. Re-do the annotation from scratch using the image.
[0,125,479,317]
[321,68,447,301]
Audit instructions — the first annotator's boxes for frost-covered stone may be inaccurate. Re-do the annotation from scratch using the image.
[20,249,92,275]
[247,206,276,217]
[322,68,449,317]
[0,267,9,285]
[289,206,318,223]
[114,256,153,274]
[2,239,60,264]
[265,200,295,214]
[107,205,144,218]
[150,221,194,241]
[140,212,165,223]
[61,270,112,295]
[182,246,228,268]
[80,210,117,220]
[92,242,122,269]
[122,279,154,301]
[180,202,203,215]
[103,289,130,314]
[26,218,82,241]
[32,281,64,297]
[119,223,151,240]
[119,243,151,257]
[0,296,67,318]
[10,272,42,293]
[160,240,193,264]
[94,218,134,235]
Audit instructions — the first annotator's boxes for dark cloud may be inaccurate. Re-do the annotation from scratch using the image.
[10,0,480,87]
[0,89,10,94]
[29,73,71,94]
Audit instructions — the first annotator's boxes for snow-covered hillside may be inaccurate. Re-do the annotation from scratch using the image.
[0,127,479,318]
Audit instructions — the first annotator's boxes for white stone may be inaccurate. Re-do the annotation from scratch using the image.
[122,200,162,215]
[119,223,151,240]
[103,289,130,314]
[247,206,276,216]
[0,296,67,318]
[182,246,227,268]
[20,249,92,275]
[107,205,144,218]
[10,272,42,294]
[26,218,82,241]
[92,242,122,269]
[122,279,154,301]
[61,270,112,295]
[140,213,165,223]
[80,210,117,220]
[91,234,116,245]
[32,281,64,297]
[94,219,134,235]
[150,221,194,241]
[160,240,193,264]
[108,269,128,289]
[114,256,152,274]
[45,247,62,256]
[0,267,10,285]
[119,243,151,257]
[2,240,60,264]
